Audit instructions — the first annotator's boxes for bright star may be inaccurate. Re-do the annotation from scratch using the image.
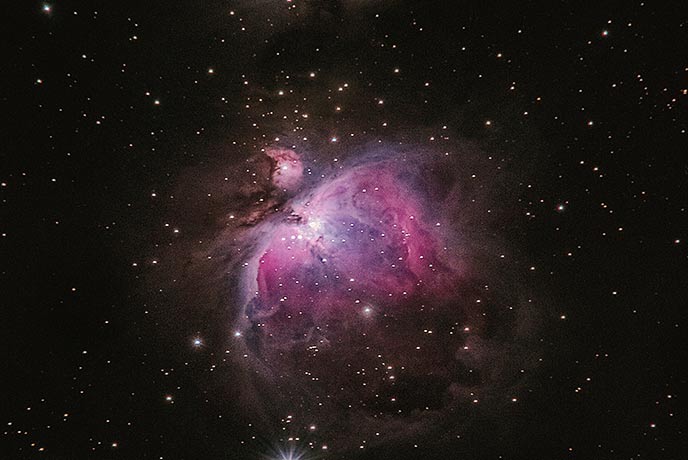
[267,444,307,460]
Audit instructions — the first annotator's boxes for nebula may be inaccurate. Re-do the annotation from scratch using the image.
[145,139,542,456]
[265,147,304,192]
[244,158,457,325]
[193,144,542,453]
[240,156,463,405]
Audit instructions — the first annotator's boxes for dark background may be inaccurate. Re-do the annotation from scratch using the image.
[3,1,686,458]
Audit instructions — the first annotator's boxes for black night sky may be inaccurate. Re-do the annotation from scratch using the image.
[4,1,687,459]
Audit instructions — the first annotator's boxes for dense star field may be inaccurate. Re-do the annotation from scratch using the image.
[3,1,687,459]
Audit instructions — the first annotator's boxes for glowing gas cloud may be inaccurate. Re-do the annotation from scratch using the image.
[149,141,542,455]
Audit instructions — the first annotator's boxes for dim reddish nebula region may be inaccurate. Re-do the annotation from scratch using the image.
[240,151,486,427]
